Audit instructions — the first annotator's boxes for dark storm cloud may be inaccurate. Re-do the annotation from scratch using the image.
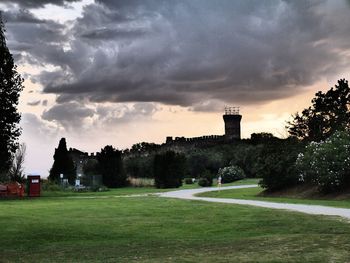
[0,0,80,8]
[2,9,45,24]
[80,27,147,40]
[42,102,95,129]
[6,0,350,115]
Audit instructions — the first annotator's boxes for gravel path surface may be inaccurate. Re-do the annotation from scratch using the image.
[159,185,350,220]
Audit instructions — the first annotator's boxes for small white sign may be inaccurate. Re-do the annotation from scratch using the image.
[32,179,39,183]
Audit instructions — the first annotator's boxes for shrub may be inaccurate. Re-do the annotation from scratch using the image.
[41,180,62,191]
[201,169,213,186]
[184,178,194,184]
[198,178,211,187]
[296,131,350,193]
[258,139,304,191]
[218,165,245,183]
[154,151,187,188]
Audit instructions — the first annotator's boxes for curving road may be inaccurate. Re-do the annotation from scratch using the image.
[159,184,350,220]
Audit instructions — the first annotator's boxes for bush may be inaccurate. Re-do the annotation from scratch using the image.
[154,151,187,188]
[258,139,304,191]
[41,180,62,191]
[184,178,194,184]
[90,185,109,192]
[218,166,245,183]
[198,178,211,187]
[296,131,350,193]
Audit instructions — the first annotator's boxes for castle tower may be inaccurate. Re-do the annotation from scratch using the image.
[223,106,242,140]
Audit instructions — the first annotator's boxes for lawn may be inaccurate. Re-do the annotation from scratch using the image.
[1,191,350,262]
[41,178,258,198]
[199,182,350,209]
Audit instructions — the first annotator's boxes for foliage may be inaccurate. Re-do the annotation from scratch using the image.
[81,159,102,186]
[124,155,154,178]
[229,144,263,178]
[49,138,76,184]
[124,142,161,155]
[287,79,350,141]
[154,151,186,188]
[218,165,245,183]
[8,143,26,182]
[198,177,211,187]
[258,139,304,191]
[98,145,127,188]
[0,14,24,174]
[184,178,194,184]
[296,131,350,193]
[187,151,224,178]
[201,169,213,186]
[82,159,99,175]
[250,132,278,144]
[41,180,62,191]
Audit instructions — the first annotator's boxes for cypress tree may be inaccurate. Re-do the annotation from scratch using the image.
[0,13,24,175]
[49,138,76,184]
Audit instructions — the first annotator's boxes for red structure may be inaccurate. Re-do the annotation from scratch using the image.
[28,175,41,197]
[0,182,25,197]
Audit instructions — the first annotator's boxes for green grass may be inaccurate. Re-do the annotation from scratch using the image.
[199,185,350,208]
[1,194,350,262]
[41,178,258,198]
[42,187,171,197]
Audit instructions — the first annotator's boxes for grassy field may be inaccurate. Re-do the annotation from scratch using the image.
[199,181,350,208]
[1,183,350,262]
[41,178,259,198]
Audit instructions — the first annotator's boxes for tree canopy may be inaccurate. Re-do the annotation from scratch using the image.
[97,145,126,188]
[0,13,24,174]
[287,79,350,141]
[49,138,76,184]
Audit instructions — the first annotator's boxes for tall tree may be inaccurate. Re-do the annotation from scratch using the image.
[8,143,26,183]
[49,138,76,184]
[0,13,24,174]
[97,145,126,188]
[287,79,350,141]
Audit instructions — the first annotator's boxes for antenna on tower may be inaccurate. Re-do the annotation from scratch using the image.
[224,106,240,115]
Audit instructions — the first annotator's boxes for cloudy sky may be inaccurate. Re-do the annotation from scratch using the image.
[1,0,350,176]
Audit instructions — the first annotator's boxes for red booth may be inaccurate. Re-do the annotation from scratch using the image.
[28,175,41,197]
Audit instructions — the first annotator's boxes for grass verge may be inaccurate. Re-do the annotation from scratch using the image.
[198,184,350,208]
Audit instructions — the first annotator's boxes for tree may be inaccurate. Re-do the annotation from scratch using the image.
[49,138,76,184]
[8,143,26,183]
[287,79,350,141]
[154,151,186,188]
[97,145,127,188]
[0,13,24,174]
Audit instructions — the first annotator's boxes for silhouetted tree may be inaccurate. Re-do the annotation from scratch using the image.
[0,13,24,174]
[97,145,126,188]
[49,138,76,184]
[154,151,186,188]
[8,143,26,183]
[287,79,350,141]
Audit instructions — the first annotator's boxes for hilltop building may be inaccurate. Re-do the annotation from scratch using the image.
[165,106,242,146]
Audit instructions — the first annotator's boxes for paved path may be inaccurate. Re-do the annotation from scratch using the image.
[159,185,350,220]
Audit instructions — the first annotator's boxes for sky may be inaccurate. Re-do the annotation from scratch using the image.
[1,0,350,176]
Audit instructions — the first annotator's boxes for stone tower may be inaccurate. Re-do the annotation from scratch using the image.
[223,106,242,140]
